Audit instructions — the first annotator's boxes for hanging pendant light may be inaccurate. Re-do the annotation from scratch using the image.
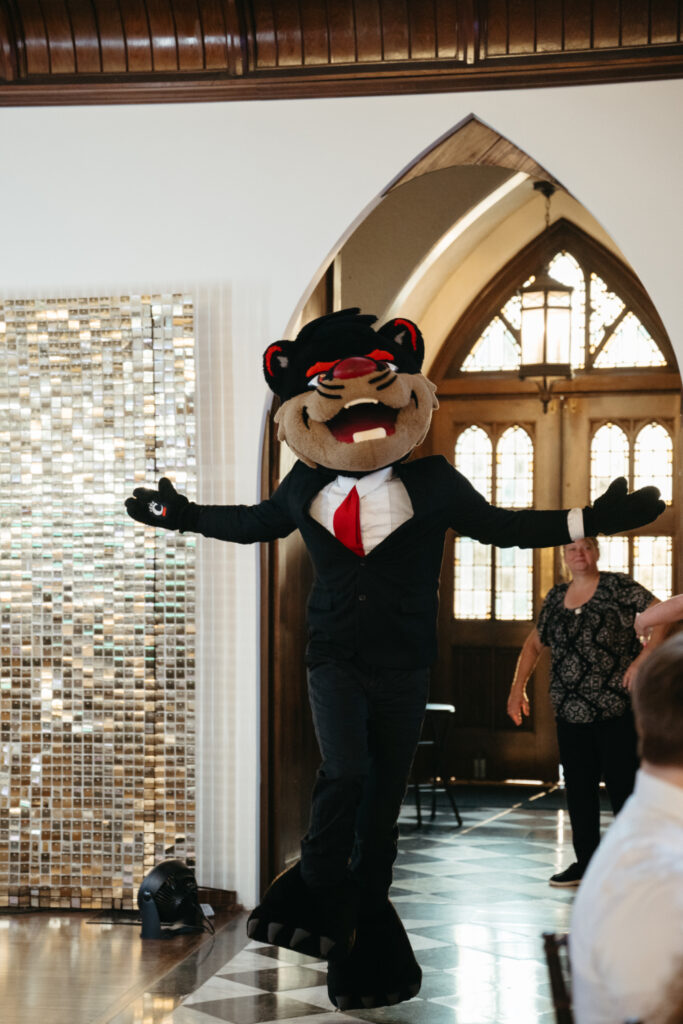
[518,182,573,412]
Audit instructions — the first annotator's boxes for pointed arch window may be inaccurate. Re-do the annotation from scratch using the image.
[454,424,534,620]
[590,423,629,501]
[590,420,674,597]
[458,234,672,377]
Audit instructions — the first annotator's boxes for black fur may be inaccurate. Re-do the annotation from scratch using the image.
[263,308,425,401]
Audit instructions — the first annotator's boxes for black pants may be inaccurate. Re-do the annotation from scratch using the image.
[300,658,429,900]
[556,712,639,869]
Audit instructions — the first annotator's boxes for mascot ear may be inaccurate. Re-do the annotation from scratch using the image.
[376,317,425,372]
[263,341,291,397]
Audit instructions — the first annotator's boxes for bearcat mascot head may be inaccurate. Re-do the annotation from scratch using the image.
[263,308,439,474]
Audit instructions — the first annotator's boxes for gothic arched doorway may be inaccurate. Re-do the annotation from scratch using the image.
[427,219,680,782]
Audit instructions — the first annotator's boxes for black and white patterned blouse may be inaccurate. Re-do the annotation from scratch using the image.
[537,572,654,724]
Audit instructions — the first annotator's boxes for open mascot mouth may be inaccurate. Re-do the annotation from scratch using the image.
[325,399,399,444]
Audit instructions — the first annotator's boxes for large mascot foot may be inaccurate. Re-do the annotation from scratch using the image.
[246,862,357,961]
[327,899,422,1009]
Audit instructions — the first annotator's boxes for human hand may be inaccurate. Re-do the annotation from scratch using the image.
[622,661,639,691]
[507,689,530,726]
[634,611,652,645]
[125,477,190,531]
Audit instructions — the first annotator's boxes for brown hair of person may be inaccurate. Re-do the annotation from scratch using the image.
[632,633,683,768]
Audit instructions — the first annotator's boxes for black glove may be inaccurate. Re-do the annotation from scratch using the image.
[583,477,665,536]
[125,477,199,533]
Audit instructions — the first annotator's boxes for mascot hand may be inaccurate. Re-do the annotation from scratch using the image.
[125,477,198,533]
[583,477,665,536]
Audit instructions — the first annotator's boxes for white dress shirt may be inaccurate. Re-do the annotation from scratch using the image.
[308,466,414,553]
[569,769,683,1024]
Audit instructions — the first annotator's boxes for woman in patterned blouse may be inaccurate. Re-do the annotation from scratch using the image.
[506,537,667,887]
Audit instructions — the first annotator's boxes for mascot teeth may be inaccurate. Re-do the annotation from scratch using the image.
[326,401,398,444]
[344,398,378,409]
[353,427,387,442]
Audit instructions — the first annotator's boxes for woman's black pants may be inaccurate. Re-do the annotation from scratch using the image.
[555,711,639,870]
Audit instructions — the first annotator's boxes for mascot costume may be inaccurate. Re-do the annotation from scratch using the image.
[126,308,664,1010]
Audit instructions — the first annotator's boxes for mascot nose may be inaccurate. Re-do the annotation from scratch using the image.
[331,356,378,379]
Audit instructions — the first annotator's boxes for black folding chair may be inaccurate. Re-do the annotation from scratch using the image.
[543,932,574,1024]
[410,703,462,828]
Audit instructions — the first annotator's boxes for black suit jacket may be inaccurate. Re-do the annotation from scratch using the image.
[194,455,573,668]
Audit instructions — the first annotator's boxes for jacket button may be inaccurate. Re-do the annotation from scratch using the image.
[358,594,367,601]
[359,560,366,567]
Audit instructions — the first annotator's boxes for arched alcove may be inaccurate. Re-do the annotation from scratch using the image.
[426,221,680,783]
[260,116,681,880]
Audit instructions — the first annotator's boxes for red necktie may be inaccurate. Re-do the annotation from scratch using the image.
[333,486,365,557]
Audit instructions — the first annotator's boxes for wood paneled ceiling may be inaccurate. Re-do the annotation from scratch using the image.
[1,0,682,106]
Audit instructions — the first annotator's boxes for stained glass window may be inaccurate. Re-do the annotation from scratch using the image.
[454,538,492,619]
[590,423,629,501]
[594,312,666,369]
[454,424,534,621]
[548,251,586,370]
[455,426,492,500]
[496,427,533,508]
[588,273,624,354]
[494,427,533,619]
[454,426,493,618]
[461,248,670,375]
[634,423,673,504]
[634,536,672,600]
[461,317,519,372]
[495,548,533,620]
[598,536,629,574]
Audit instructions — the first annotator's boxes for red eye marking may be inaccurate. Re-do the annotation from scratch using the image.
[264,344,282,377]
[366,349,396,363]
[394,318,418,350]
[306,360,338,378]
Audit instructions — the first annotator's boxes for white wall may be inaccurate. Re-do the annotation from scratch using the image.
[2,79,682,904]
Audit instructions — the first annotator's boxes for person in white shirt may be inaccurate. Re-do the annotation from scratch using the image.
[569,633,683,1024]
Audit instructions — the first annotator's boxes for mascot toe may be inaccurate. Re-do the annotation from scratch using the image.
[327,900,422,1010]
[246,862,357,960]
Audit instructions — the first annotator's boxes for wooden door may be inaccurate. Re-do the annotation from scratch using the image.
[259,272,333,889]
[429,387,680,783]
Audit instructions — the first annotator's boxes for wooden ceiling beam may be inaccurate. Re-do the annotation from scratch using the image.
[0,0,682,105]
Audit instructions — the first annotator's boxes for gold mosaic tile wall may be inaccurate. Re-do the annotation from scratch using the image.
[0,295,196,909]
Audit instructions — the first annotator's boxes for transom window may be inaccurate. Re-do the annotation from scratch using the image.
[461,249,668,375]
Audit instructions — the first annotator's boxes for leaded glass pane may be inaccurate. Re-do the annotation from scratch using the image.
[495,547,533,620]
[594,312,666,368]
[548,250,586,370]
[590,423,629,502]
[589,273,625,354]
[500,293,521,330]
[634,423,673,504]
[496,426,533,508]
[598,536,629,574]
[454,538,491,619]
[455,425,492,501]
[461,317,519,372]
[633,536,672,600]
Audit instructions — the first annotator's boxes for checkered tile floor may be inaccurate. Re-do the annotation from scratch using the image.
[158,787,613,1024]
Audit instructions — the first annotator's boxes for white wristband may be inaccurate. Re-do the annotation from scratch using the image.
[567,507,585,541]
